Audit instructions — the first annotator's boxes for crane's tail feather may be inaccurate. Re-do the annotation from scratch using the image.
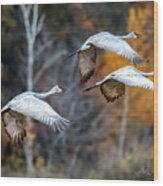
[52,117,71,134]
[143,59,154,67]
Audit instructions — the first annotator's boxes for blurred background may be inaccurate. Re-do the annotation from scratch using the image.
[1,1,154,180]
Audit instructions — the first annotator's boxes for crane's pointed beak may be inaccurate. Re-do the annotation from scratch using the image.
[135,32,143,38]
[57,84,65,93]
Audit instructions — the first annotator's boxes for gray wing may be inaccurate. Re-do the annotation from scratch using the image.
[78,46,97,83]
[111,68,154,90]
[88,32,143,65]
[6,95,70,133]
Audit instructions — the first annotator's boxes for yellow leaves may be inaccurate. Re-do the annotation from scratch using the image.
[128,87,154,125]
[126,3,154,126]
[128,7,146,33]
[96,51,131,79]
[35,156,45,170]
[27,132,36,141]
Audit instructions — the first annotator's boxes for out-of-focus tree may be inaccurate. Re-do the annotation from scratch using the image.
[20,5,67,173]
[20,4,45,173]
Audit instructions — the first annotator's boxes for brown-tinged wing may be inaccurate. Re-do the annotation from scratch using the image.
[2,111,26,145]
[78,46,97,83]
[100,80,125,102]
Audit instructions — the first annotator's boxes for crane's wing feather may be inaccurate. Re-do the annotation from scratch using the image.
[10,96,70,133]
[78,46,96,83]
[89,33,143,65]
[100,80,125,102]
[2,111,26,145]
[1,104,10,113]
[111,69,154,90]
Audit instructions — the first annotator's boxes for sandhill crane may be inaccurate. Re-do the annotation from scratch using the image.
[84,66,154,102]
[69,32,145,83]
[1,85,70,144]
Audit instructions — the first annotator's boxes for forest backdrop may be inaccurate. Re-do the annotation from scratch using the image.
[1,2,154,180]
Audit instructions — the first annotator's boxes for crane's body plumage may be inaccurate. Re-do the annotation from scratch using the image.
[84,66,154,102]
[1,85,70,144]
[72,31,144,83]
[103,66,154,90]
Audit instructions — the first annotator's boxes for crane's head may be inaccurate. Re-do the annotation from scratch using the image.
[129,32,142,39]
[50,85,64,94]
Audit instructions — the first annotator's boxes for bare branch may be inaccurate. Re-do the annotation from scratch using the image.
[24,5,32,15]
[118,88,129,160]
[20,4,46,90]
[31,5,38,39]
[34,39,54,59]
[20,5,32,43]
[34,50,67,85]
[37,14,46,34]
[91,104,110,130]
[20,5,31,16]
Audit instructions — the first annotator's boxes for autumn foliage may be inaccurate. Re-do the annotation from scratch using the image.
[1,2,154,180]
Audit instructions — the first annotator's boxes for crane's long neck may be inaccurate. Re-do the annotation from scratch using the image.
[117,32,137,40]
[33,88,57,99]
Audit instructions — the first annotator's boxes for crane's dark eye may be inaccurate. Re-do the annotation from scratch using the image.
[87,43,93,47]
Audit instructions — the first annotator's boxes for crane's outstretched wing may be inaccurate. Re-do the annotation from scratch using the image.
[84,66,153,102]
[100,80,125,102]
[10,96,70,133]
[78,46,97,83]
[88,33,143,65]
[2,111,26,145]
[111,70,154,90]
